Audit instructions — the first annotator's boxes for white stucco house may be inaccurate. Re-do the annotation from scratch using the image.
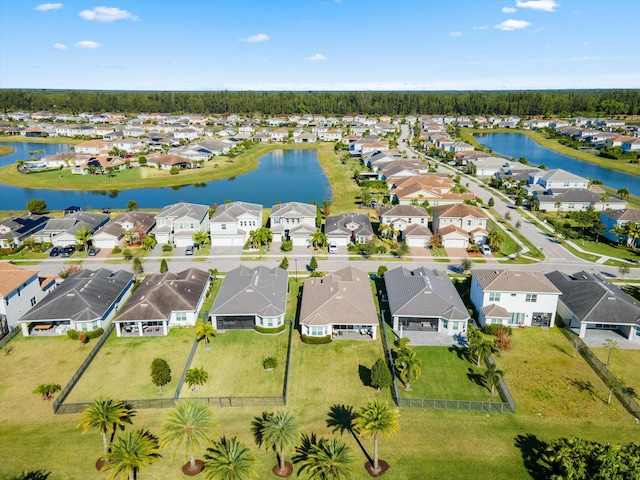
[210,202,263,247]
[154,202,210,247]
[269,202,317,246]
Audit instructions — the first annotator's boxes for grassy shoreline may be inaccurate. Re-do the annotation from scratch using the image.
[459,128,640,177]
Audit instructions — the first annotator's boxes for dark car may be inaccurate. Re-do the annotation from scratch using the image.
[60,246,76,257]
[88,247,101,256]
[49,246,61,257]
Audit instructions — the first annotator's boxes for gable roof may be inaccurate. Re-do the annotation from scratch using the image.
[472,269,561,294]
[432,203,488,219]
[270,202,317,218]
[324,213,373,237]
[384,267,469,321]
[156,202,209,221]
[0,263,39,297]
[299,266,377,327]
[210,266,287,317]
[94,211,156,238]
[379,205,429,218]
[545,270,640,326]
[600,209,640,223]
[211,202,263,223]
[539,168,588,183]
[115,268,209,322]
[20,269,133,323]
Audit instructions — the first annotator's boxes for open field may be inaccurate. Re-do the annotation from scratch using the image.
[0,145,15,156]
[65,328,195,401]
[185,328,289,397]
[400,346,496,401]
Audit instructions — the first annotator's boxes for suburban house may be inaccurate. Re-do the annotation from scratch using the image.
[528,169,589,190]
[324,213,374,246]
[0,214,49,248]
[146,153,195,170]
[470,269,561,328]
[154,202,210,247]
[546,270,640,343]
[269,202,317,246]
[113,268,209,337]
[384,266,470,335]
[432,203,489,248]
[209,201,263,247]
[379,205,430,245]
[92,211,157,250]
[299,266,378,340]
[74,140,110,155]
[33,212,110,247]
[209,265,288,331]
[18,268,134,337]
[0,263,57,330]
[600,209,640,247]
[389,175,475,206]
[534,189,626,212]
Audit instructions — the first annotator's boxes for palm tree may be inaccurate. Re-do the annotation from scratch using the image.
[33,383,61,400]
[160,400,218,474]
[76,225,93,254]
[311,230,328,249]
[484,362,505,395]
[142,234,157,251]
[123,229,137,246]
[196,320,215,350]
[487,229,504,253]
[394,347,422,390]
[617,187,630,201]
[476,340,493,367]
[101,429,161,480]
[294,435,357,480]
[193,230,209,247]
[248,227,272,249]
[625,222,640,249]
[252,410,299,477]
[554,201,562,217]
[77,397,137,460]
[185,367,209,392]
[352,399,400,476]
[203,436,257,480]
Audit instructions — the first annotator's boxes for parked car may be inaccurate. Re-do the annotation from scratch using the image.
[88,247,101,256]
[60,246,76,257]
[49,246,61,257]
[185,245,194,255]
[480,245,492,256]
[328,242,338,254]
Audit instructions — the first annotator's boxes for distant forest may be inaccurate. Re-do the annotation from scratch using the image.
[1,89,639,117]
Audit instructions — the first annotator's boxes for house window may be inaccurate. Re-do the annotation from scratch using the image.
[452,322,459,331]
[508,312,525,325]
[568,203,575,209]
[466,220,472,226]
[442,319,448,329]
[421,218,425,224]
[221,224,226,230]
[310,326,324,336]
[267,318,274,327]
[175,312,187,322]
[30,297,36,307]
[190,223,195,229]
[489,292,501,302]
[564,182,570,187]
[17,287,20,297]
[273,218,280,224]
[386,218,391,223]
[526,294,537,303]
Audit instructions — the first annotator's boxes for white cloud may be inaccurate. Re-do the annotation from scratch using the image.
[502,6,517,12]
[472,25,489,30]
[243,33,269,43]
[78,6,138,22]
[308,53,327,62]
[449,31,462,37]
[34,3,63,11]
[53,43,67,50]
[495,19,532,30]
[516,0,559,12]
[75,40,101,49]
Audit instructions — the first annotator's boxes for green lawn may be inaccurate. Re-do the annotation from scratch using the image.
[495,327,630,422]
[591,347,640,398]
[573,238,640,263]
[185,328,289,397]
[400,346,496,401]
[65,328,195,401]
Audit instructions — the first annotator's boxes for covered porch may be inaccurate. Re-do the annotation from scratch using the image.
[115,320,169,337]
[331,324,377,340]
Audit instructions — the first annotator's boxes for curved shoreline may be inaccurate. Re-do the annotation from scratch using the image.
[462,128,640,178]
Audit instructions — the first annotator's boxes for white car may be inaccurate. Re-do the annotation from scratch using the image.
[328,242,338,254]
[480,245,492,256]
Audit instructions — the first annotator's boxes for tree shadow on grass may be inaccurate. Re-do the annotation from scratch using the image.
[448,345,473,363]
[358,364,371,388]
[514,433,552,480]
[10,472,51,480]
[567,378,605,403]
[466,367,487,388]
[326,404,372,464]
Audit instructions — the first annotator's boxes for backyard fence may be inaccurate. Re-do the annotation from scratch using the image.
[0,326,19,349]
[191,396,285,408]
[559,327,640,419]
[173,333,201,400]
[282,319,294,405]
[380,313,402,406]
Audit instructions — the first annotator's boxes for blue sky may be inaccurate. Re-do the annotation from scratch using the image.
[1,0,639,91]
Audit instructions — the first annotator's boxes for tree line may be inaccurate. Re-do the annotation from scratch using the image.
[1,89,639,116]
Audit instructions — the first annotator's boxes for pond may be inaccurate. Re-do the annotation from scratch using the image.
[474,133,639,197]
[0,144,332,210]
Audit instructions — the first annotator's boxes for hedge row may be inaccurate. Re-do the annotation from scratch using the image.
[254,324,286,335]
[301,334,332,344]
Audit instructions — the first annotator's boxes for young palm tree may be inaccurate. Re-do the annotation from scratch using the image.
[77,397,136,460]
[352,399,400,475]
[252,410,299,476]
[101,429,161,480]
[294,435,357,480]
[487,230,504,253]
[142,235,157,251]
[123,229,137,246]
[476,340,493,367]
[193,230,209,247]
[484,362,505,395]
[394,347,422,390]
[76,225,93,254]
[160,400,218,474]
[33,383,61,400]
[203,436,257,480]
[185,367,209,392]
[310,230,328,249]
[248,227,272,249]
[196,320,215,350]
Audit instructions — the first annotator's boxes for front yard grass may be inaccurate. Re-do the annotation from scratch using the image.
[65,328,195,401]
[495,327,630,422]
[590,347,640,399]
[399,346,497,401]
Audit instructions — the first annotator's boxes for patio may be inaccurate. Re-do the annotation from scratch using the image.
[394,329,468,347]
[332,328,375,341]
[572,327,640,350]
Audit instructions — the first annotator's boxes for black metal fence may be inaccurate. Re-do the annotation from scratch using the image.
[282,319,294,404]
[559,327,640,419]
[0,326,19,349]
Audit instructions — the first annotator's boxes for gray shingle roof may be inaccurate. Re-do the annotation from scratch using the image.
[324,213,373,237]
[270,202,317,219]
[156,202,209,222]
[472,269,561,294]
[211,202,262,223]
[545,270,640,326]
[210,265,287,317]
[20,269,133,323]
[384,267,469,321]
[379,205,429,218]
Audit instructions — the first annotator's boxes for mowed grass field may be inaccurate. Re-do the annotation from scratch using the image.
[65,328,195,402]
[400,346,496,401]
[591,346,640,398]
[184,328,289,397]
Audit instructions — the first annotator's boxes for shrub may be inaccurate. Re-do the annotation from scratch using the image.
[377,265,388,278]
[112,245,121,254]
[370,357,392,390]
[263,356,278,370]
[254,324,286,334]
[66,329,79,340]
[86,327,105,339]
[281,240,293,251]
[31,242,52,253]
[494,329,514,353]
[162,244,173,252]
[301,334,332,344]
[169,166,180,175]
[482,324,512,336]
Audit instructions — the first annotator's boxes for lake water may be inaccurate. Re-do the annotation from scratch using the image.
[475,133,639,197]
[0,144,332,210]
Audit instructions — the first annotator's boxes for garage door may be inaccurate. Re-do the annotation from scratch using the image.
[217,316,255,330]
[444,237,466,248]
[94,238,117,249]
